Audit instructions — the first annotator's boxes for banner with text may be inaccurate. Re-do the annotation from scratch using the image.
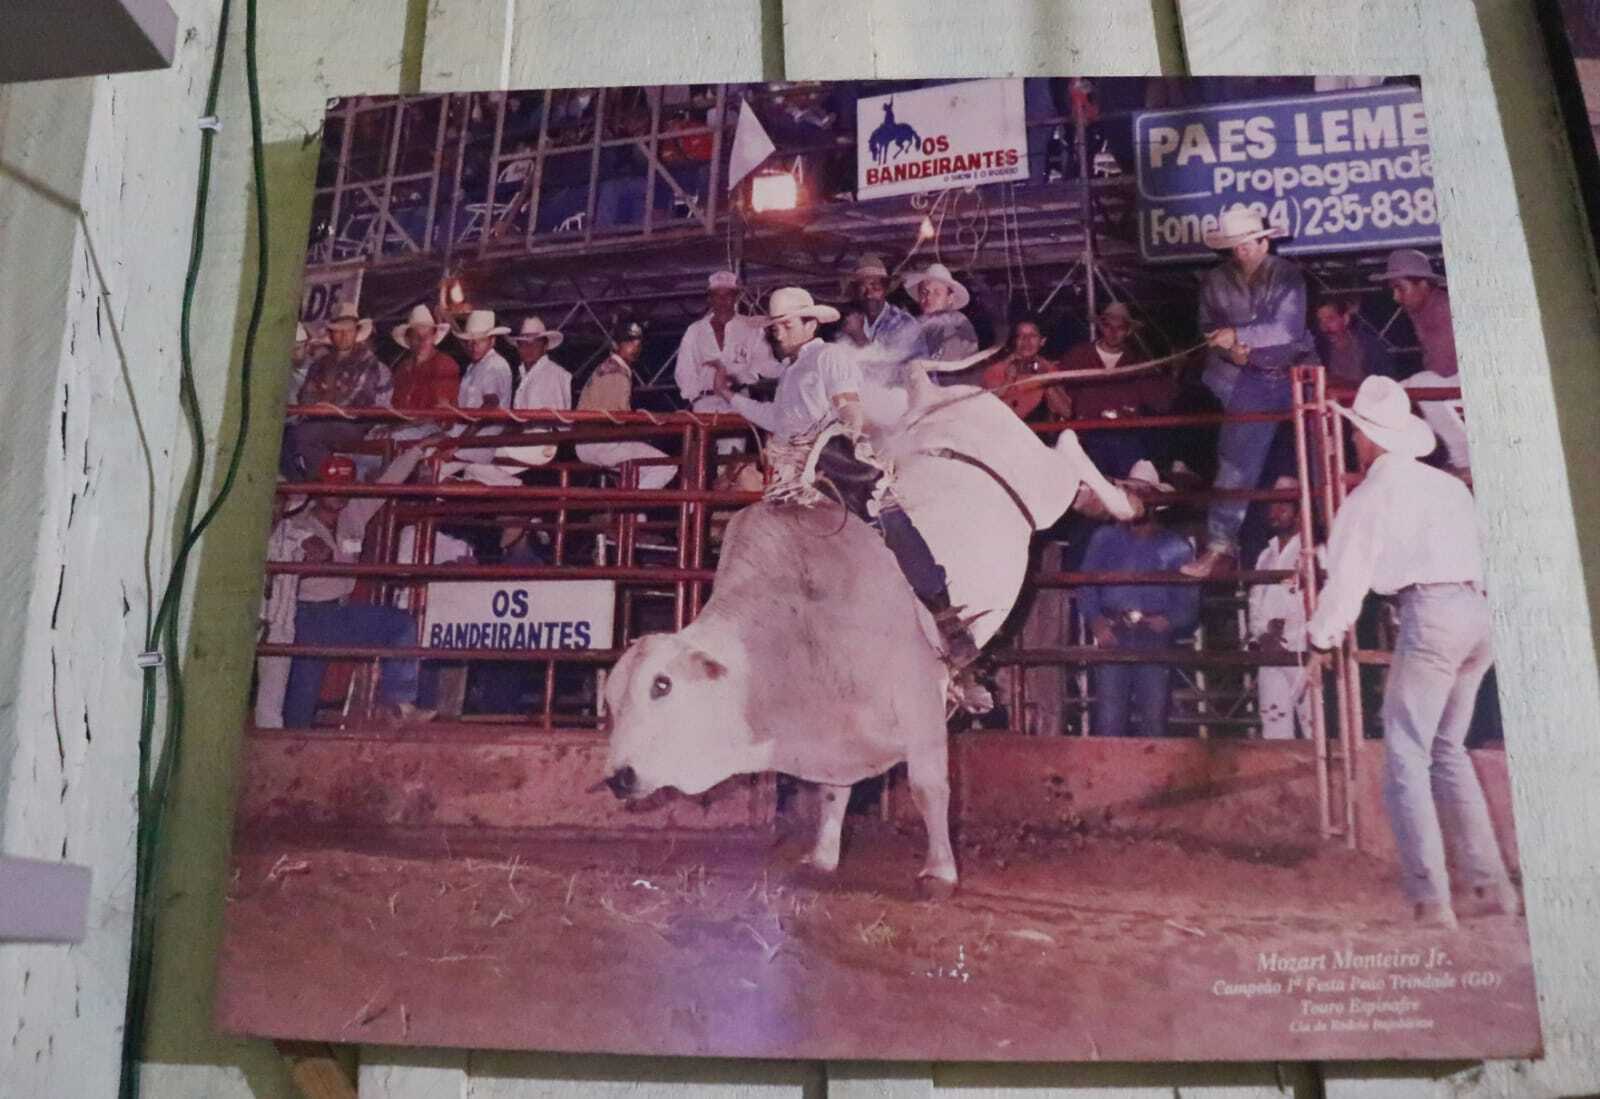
[422,580,615,652]
[857,79,1029,200]
[300,263,365,328]
[1134,85,1441,262]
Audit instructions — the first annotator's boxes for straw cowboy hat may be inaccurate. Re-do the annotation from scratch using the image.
[512,315,564,350]
[390,304,450,348]
[902,262,970,311]
[762,286,841,326]
[1336,375,1437,458]
[324,301,373,342]
[1369,248,1446,285]
[452,308,510,341]
[848,253,897,285]
[707,270,740,291]
[1203,205,1288,250]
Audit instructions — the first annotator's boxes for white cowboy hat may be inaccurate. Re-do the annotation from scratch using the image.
[1203,205,1289,250]
[1126,458,1175,494]
[1369,248,1446,285]
[707,270,740,291]
[390,304,450,348]
[324,301,373,342]
[1337,375,1437,458]
[902,262,971,311]
[512,315,564,350]
[762,286,841,326]
[453,308,510,340]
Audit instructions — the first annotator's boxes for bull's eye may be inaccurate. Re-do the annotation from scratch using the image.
[650,674,672,700]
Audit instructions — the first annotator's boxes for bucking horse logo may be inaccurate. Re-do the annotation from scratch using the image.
[868,100,921,165]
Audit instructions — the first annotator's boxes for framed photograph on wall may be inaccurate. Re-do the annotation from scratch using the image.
[215,75,1542,1063]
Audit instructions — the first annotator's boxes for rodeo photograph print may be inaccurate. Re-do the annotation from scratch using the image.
[215,75,1542,1063]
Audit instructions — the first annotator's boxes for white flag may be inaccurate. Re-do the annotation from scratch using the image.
[727,100,776,192]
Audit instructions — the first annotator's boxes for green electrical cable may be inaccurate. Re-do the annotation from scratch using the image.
[120,0,267,1093]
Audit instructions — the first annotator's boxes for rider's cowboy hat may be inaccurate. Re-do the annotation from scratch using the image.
[761,286,841,326]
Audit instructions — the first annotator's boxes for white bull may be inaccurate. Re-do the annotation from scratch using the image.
[603,371,1136,892]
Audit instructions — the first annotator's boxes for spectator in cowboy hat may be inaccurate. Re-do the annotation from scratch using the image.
[575,318,677,491]
[1372,249,1469,472]
[449,309,514,462]
[509,315,571,411]
[1048,301,1171,477]
[673,270,780,449]
[1181,205,1317,580]
[499,316,573,468]
[388,304,460,411]
[282,301,392,478]
[903,261,979,366]
[1304,375,1515,928]
[302,301,391,408]
[845,253,916,353]
[1077,459,1199,738]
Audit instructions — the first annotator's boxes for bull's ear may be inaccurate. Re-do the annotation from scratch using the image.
[692,651,727,680]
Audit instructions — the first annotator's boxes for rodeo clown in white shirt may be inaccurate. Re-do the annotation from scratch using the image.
[1303,376,1517,929]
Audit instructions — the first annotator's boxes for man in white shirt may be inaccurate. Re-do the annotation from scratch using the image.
[452,309,514,462]
[674,270,780,421]
[1248,476,1310,740]
[1305,376,1516,928]
[500,315,572,467]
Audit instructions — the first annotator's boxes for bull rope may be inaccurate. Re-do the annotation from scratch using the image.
[901,339,1211,433]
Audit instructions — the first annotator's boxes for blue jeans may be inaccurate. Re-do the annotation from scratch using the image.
[1382,585,1509,905]
[1092,630,1174,737]
[284,601,420,728]
[1203,365,1294,556]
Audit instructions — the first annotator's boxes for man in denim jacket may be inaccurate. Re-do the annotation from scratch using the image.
[1182,206,1316,580]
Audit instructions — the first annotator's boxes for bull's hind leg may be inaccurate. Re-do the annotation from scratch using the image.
[907,741,958,898]
[802,782,852,874]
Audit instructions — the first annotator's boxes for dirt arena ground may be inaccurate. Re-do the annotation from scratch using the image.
[216,818,1540,1062]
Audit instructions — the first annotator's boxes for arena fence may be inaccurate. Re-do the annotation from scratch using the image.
[262,369,1465,848]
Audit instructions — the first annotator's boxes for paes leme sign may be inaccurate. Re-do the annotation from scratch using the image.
[1134,85,1442,262]
[856,78,1030,200]
[422,580,616,652]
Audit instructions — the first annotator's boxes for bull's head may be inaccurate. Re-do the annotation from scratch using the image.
[601,632,766,800]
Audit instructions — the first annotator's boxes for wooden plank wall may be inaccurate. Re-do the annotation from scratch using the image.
[1,1,1594,1097]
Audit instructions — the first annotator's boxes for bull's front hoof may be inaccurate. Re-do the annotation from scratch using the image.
[915,874,959,902]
